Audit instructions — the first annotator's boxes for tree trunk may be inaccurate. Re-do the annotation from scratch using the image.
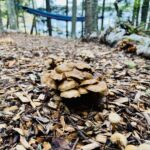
[132,0,141,26]
[101,0,106,30]
[66,0,69,37]
[0,2,3,32]
[6,0,18,30]
[46,0,52,36]
[71,0,77,38]
[81,0,84,37]
[92,0,98,31]
[141,0,149,28]
[85,0,98,35]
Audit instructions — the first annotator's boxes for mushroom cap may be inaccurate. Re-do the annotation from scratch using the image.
[78,87,88,95]
[44,59,53,68]
[58,80,79,91]
[110,132,127,147]
[49,70,64,81]
[41,72,56,89]
[108,112,121,124]
[86,81,107,94]
[125,145,137,150]
[55,63,73,73]
[81,79,98,86]
[138,143,150,150]
[75,62,92,70]
[60,89,80,98]
[82,72,93,79]
[64,68,84,80]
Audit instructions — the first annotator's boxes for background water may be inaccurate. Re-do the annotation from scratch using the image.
[20,0,145,38]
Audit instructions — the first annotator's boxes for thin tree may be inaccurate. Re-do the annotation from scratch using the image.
[81,0,84,37]
[30,0,37,34]
[93,0,98,31]
[101,0,106,30]
[6,0,18,30]
[0,2,3,32]
[85,0,98,35]
[141,0,149,28]
[46,0,52,36]
[66,0,69,37]
[132,0,141,26]
[71,0,77,38]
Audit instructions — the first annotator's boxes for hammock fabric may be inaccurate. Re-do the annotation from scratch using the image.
[19,5,102,22]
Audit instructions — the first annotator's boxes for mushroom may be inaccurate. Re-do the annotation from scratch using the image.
[55,63,73,73]
[81,79,98,86]
[138,143,150,150]
[44,59,53,68]
[78,87,88,95]
[41,60,108,104]
[58,80,79,91]
[41,72,56,89]
[125,145,137,150]
[108,112,121,131]
[49,70,64,81]
[82,72,93,79]
[64,68,84,80]
[86,81,107,94]
[75,62,92,70]
[110,132,127,149]
[60,90,80,98]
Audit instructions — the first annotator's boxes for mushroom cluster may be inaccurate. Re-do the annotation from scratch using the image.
[41,60,108,101]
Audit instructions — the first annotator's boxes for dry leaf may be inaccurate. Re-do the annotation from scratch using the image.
[20,136,31,149]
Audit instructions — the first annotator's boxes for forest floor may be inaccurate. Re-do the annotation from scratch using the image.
[0,33,150,150]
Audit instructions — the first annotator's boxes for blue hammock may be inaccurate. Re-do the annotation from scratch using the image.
[19,5,102,22]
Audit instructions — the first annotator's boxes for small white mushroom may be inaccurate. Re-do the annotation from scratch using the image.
[138,143,150,150]
[108,112,121,131]
[110,132,127,148]
[125,145,138,150]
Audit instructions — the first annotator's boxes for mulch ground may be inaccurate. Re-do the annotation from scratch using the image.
[0,33,150,150]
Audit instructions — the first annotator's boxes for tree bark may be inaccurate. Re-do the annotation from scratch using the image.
[132,0,141,26]
[46,0,52,36]
[71,0,77,38]
[92,0,98,31]
[0,2,3,32]
[66,0,69,37]
[101,0,106,30]
[6,0,18,30]
[85,0,98,35]
[141,0,149,28]
[81,0,84,37]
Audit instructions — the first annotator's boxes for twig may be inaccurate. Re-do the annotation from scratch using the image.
[99,49,118,56]
[71,138,79,150]
[142,112,150,125]
[67,115,89,140]
[17,84,36,108]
